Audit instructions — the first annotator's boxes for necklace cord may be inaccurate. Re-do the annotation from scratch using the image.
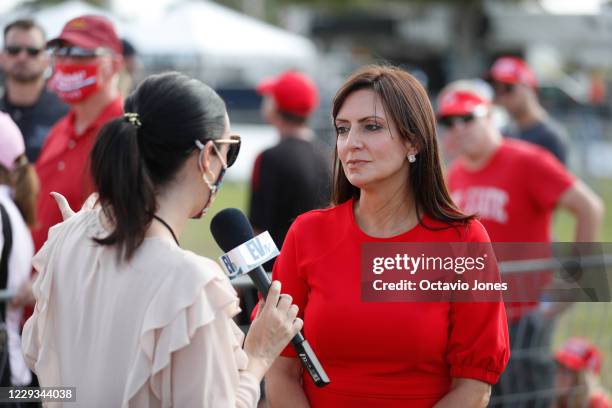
[152,215,180,246]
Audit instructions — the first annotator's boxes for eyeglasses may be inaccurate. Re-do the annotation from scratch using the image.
[51,46,112,59]
[439,114,479,129]
[213,135,241,168]
[195,135,241,168]
[5,45,43,57]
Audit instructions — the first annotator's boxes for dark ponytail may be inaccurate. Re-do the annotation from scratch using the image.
[90,119,156,259]
[90,72,227,260]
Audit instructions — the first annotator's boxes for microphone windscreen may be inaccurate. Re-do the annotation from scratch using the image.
[210,208,255,252]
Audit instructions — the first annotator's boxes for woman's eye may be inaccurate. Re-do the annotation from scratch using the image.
[335,126,349,135]
[365,123,382,131]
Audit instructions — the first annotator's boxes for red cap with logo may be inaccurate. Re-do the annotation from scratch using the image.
[555,337,602,375]
[47,15,122,55]
[437,89,490,118]
[257,71,319,118]
[489,56,537,88]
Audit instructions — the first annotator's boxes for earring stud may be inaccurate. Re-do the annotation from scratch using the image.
[408,154,416,163]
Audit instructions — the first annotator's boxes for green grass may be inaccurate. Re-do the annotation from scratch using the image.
[553,179,612,241]
[552,180,612,389]
[181,182,249,259]
[184,180,612,388]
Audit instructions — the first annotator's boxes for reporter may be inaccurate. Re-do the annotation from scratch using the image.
[21,72,302,407]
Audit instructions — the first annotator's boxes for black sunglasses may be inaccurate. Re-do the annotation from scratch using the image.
[5,45,43,57]
[51,46,112,59]
[439,114,478,129]
[213,135,241,168]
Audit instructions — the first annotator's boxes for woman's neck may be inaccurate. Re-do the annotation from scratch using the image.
[146,185,192,244]
[355,178,418,238]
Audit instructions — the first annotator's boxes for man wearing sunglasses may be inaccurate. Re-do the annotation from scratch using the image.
[0,19,68,162]
[21,16,124,314]
[438,81,604,408]
[488,56,568,165]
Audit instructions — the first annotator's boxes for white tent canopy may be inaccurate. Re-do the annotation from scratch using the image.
[126,1,315,59]
[124,0,317,81]
[1,0,317,80]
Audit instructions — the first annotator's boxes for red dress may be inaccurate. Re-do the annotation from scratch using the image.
[272,199,510,407]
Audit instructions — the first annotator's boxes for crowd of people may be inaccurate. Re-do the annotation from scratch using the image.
[0,12,609,408]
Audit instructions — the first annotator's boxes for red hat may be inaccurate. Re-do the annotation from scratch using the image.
[437,89,490,118]
[47,15,122,55]
[489,56,537,88]
[555,338,602,375]
[257,71,319,118]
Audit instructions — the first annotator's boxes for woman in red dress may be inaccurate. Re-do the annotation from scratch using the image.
[264,65,510,407]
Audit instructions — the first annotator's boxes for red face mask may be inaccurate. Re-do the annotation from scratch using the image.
[49,63,100,104]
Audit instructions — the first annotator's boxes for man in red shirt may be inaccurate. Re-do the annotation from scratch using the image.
[437,80,604,408]
[14,15,123,308]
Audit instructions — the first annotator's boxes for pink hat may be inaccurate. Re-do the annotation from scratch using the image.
[0,112,25,171]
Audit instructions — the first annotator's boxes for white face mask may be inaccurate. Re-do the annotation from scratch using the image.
[191,140,227,219]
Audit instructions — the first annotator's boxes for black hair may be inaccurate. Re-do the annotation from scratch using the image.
[121,38,136,57]
[3,19,45,41]
[90,72,227,260]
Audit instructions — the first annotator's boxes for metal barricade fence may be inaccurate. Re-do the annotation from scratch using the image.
[484,252,611,408]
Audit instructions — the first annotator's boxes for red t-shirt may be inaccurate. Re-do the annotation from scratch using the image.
[32,97,123,252]
[272,199,510,407]
[447,139,574,243]
[447,139,575,320]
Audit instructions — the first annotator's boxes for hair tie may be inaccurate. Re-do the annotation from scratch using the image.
[124,112,142,128]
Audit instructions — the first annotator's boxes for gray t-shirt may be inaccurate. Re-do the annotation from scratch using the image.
[515,119,569,165]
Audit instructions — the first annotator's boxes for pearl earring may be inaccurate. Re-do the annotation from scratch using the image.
[408,154,416,163]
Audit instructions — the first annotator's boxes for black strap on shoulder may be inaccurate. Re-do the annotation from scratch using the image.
[0,203,12,322]
[0,203,12,387]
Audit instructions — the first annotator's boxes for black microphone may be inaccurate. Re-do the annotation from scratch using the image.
[211,208,330,387]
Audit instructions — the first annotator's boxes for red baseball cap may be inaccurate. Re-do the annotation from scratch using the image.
[47,15,122,55]
[489,56,537,88]
[555,338,602,375]
[437,89,490,118]
[257,71,319,118]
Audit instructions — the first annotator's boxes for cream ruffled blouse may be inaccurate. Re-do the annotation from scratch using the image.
[21,204,260,407]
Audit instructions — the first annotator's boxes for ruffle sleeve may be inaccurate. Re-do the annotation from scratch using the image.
[121,254,250,407]
[22,214,74,372]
